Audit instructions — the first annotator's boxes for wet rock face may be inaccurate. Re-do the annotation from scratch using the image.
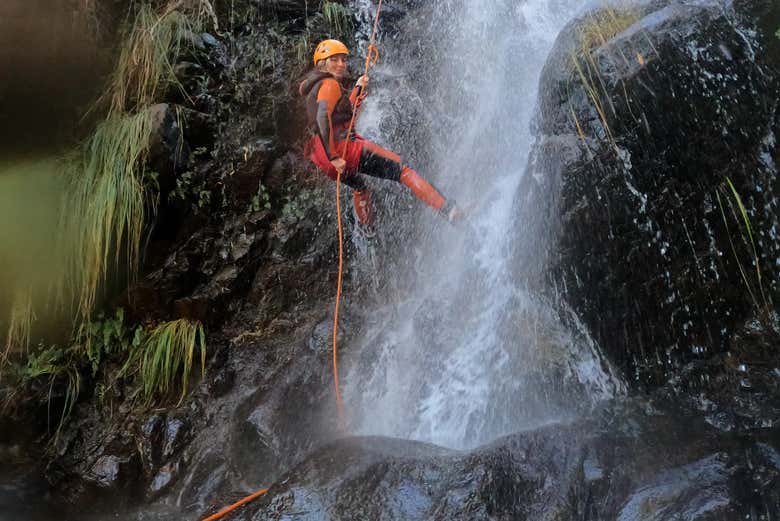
[529,0,780,388]
[223,399,780,521]
[36,2,349,507]
[129,312,350,518]
[147,103,191,189]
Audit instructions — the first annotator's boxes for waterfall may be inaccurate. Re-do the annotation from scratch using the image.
[343,0,625,450]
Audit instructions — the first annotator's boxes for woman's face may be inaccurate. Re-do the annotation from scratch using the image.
[324,54,348,79]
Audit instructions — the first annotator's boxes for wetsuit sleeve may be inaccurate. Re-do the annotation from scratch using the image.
[316,79,342,159]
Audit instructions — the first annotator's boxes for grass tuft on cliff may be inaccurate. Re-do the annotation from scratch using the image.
[576,6,640,53]
[568,6,642,147]
[130,319,206,405]
[321,0,353,37]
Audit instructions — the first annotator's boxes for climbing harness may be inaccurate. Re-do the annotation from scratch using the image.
[200,2,384,519]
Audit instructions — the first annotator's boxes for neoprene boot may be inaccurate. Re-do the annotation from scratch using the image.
[400,167,464,222]
[353,189,375,231]
[440,200,465,223]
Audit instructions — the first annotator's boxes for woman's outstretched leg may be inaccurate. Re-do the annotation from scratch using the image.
[358,140,461,221]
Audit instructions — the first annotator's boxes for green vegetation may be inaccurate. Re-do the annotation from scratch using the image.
[4,310,206,441]
[59,3,207,322]
[132,319,206,405]
[321,0,353,37]
[11,345,81,442]
[59,112,154,320]
[171,165,212,213]
[281,188,325,222]
[1,2,215,439]
[250,183,272,213]
[73,308,142,376]
[716,178,770,316]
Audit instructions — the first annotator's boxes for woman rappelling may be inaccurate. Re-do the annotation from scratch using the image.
[298,39,464,234]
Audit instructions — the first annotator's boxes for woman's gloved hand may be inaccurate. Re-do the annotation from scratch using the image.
[331,157,346,174]
[356,75,369,88]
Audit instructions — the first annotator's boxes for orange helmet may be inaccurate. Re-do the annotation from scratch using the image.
[313,39,349,65]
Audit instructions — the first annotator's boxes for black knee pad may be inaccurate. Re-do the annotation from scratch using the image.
[342,174,368,191]
[358,149,403,182]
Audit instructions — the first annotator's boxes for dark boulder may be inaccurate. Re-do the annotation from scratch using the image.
[221,398,780,521]
[526,0,780,391]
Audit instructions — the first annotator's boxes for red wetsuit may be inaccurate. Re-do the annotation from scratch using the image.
[298,70,453,225]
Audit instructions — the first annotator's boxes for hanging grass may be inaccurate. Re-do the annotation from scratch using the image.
[576,6,640,54]
[59,2,215,319]
[47,362,81,445]
[131,319,206,405]
[3,313,207,444]
[4,344,81,444]
[2,288,35,366]
[59,110,155,320]
[1,3,216,440]
[103,4,195,116]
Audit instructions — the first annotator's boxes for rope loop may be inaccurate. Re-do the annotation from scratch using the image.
[366,44,380,66]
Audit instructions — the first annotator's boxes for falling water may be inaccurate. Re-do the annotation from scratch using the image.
[344,0,625,450]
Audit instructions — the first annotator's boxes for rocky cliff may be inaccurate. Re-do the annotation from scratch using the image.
[2,0,780,520]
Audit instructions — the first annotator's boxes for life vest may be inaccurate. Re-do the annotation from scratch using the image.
[298,70,354,131]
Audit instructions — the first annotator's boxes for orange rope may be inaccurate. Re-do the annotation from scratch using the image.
[201,488,269,521]
[200,3,384,520]
[333,0,384,428]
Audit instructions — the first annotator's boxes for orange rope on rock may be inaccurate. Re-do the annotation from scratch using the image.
[201,488,269,521]
[332,0,384,429]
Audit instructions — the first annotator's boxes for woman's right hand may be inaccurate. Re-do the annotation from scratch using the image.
[331,157,346,174]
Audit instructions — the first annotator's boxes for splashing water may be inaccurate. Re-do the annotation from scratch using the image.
[343,0,625,450]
